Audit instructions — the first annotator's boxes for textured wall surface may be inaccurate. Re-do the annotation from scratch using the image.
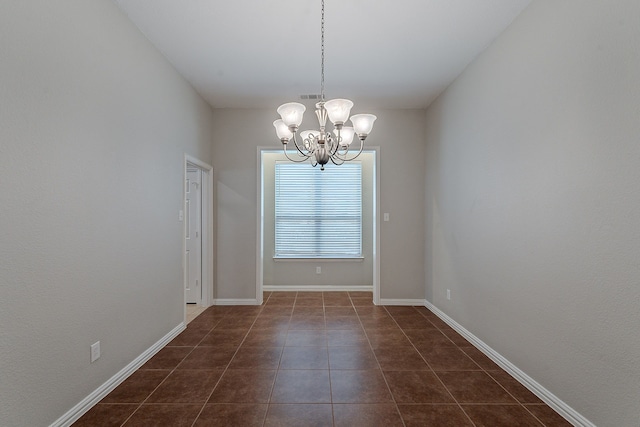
[0,1,213,425]
[424,1,640,425]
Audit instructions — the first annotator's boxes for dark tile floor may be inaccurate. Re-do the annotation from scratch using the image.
[74,291,572,426]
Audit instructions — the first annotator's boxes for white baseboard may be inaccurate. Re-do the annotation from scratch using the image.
[213,298,260,305]
[380,298,428,306]
[264,285,373,292]
[424,301,594,427]
[51,322,186,427]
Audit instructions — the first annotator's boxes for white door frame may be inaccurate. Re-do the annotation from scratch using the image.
[256,147,381,305]
[183,155,214,321]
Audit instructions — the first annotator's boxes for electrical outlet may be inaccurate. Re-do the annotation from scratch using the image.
[316,266,321,274]
[447,289,451,300]
[383,213,389,222]
[90,341,100,363]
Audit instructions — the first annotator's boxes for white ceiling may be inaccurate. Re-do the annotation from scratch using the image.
[113,0,531,109]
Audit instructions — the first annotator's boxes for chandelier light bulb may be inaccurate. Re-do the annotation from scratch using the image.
[350,114,377,138]
[277,102,306,129]
[336,126,355,146]
[324,99,354,126]
[273,119,293,142]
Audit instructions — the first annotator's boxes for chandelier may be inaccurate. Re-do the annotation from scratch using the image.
[273,0,376,171]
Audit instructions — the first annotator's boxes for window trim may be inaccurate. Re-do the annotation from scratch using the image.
[274,161,363,259]
[272,256,365,261]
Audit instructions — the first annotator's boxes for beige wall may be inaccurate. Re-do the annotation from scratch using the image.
[212,108,426,300]
[424,1,640,425]
[0,1,214,425]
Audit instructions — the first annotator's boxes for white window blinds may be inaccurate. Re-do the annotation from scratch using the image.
[275,162,362,258]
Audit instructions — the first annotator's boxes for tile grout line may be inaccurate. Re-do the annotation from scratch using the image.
[323,296,336,427]
[414,306,551,424]
[190,298,269,427]
[387,306,477,427]
[117,316,223,427]
[262,292,296,426]
[355,302,407,427]
[416,306,549,426]
[260,291,283,427]
[482,369,551,426]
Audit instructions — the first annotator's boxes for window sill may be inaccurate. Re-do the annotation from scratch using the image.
[273,256,364,262]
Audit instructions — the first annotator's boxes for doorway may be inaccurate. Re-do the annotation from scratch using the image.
[183,155,214,321]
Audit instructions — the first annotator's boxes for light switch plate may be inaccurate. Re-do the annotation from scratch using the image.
[90,341,100,363]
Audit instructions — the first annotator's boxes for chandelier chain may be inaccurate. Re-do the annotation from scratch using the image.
[320,0,325,101]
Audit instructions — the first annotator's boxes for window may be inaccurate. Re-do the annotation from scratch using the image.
[275,161,362,258]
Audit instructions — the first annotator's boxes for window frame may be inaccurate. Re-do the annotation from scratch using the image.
[273,161,363,260]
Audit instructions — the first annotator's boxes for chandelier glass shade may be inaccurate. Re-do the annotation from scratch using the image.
[273,0,376,170]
